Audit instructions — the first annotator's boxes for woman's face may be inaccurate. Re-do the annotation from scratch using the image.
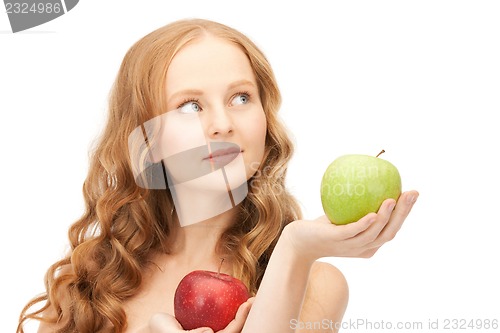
[152,34,267,192]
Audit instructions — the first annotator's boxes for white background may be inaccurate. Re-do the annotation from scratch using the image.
[2,1,499,332]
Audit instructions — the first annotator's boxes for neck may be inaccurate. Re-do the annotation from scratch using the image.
[167,180,240,273]
[170,169,239,227]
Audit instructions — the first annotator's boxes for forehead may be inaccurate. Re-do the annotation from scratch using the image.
[166,35,257,95]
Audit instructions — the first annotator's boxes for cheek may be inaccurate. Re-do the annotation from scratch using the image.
[150,113,207,162]
[242,108,267,165]
[255,113,268,156]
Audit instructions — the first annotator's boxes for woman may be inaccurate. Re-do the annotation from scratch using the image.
[18,19,418,333]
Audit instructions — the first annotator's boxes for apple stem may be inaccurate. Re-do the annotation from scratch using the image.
[376,149,386,158]
[218,258,225,278]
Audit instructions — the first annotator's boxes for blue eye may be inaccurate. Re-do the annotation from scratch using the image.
[231,93,250,106]
[178,100,201,113]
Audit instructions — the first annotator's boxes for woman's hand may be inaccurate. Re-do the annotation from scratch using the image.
[149,297,254,333]
[284,190,419,262]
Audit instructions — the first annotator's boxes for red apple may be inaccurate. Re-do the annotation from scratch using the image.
[174,270,250,331]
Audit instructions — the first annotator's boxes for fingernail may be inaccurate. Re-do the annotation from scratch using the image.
[407,193,419,204]
[388,202,396,212]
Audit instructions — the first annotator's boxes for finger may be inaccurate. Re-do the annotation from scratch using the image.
[149,313,182,332]
[235,298,253,321]
[339,198,397,250]
[375,191,419,245]
[245,296,255,306]
[218,298,254,332]
[375,198,398,227]
[370,199,397,233]
[325,213,378,240]
[149,313,213,333]
[359,246,381,258]
[189,328,214,333]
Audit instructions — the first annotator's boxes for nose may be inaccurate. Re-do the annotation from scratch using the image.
[207,107,234,139]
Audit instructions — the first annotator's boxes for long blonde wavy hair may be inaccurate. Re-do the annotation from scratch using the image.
[18,18,302,333]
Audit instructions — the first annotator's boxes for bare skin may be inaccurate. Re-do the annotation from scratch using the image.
[38,33,419,333]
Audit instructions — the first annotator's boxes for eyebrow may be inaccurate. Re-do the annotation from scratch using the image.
[167,79,257,104]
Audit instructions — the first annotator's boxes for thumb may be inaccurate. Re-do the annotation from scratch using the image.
[149,312,213,333]
[187,328,214,333]
[186,329,214,333]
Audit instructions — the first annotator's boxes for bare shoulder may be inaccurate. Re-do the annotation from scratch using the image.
[298,261,349,332]
[308,261,349,296]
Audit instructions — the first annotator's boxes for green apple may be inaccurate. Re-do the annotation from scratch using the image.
[320,151,402,225]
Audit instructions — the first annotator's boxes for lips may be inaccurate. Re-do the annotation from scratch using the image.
[204,146,241,160]
[203,144,242,169]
